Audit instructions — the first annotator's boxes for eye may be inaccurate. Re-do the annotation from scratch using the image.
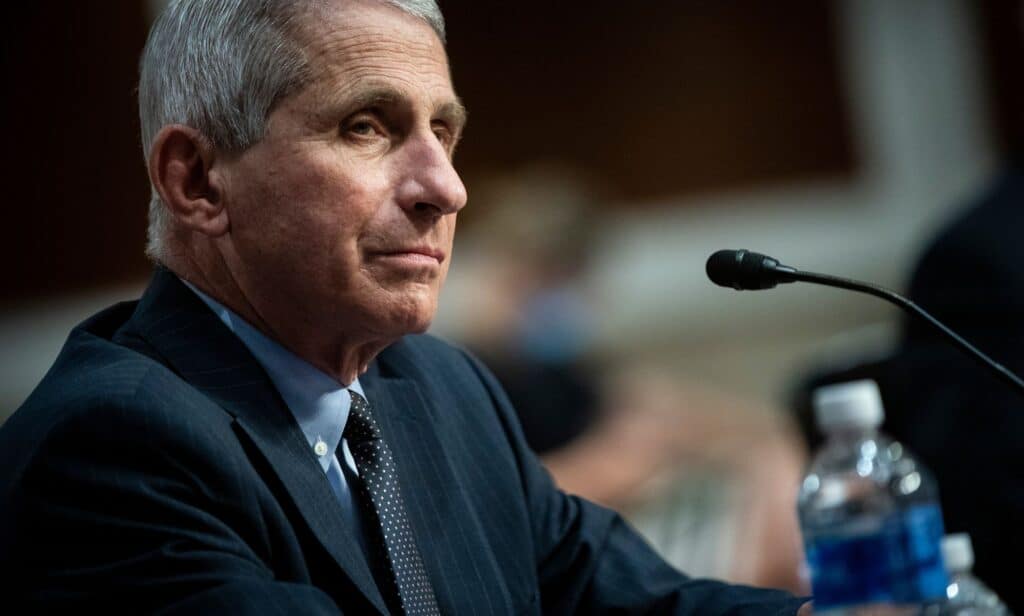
[350,121,375,136]
[432,122,455,149]
[342,114,386,140]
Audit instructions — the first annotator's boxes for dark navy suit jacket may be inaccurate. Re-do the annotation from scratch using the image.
[0,269,804,614]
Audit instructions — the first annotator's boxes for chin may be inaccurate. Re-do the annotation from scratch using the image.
[376,314,433,338]
[376,294,437,337]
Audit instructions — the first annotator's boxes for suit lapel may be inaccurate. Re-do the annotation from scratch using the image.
[123,269,387,615]
[362,365,516,615]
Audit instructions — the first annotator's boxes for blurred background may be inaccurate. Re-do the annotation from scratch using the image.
[2,0,1021,601]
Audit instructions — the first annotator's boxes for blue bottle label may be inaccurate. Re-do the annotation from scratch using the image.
[805,504,948,609]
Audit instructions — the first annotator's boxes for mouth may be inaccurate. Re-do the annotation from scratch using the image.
[369,246,446,266]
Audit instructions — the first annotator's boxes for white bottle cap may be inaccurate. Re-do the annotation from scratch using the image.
[941,533,974,573]
[812,379,884,431]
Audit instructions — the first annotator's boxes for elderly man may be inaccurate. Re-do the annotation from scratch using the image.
[0,0,808,613]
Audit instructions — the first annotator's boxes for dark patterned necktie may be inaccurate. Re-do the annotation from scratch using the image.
[345,390,441,615]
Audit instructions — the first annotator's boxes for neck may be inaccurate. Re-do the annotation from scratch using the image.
[164,241,391,384]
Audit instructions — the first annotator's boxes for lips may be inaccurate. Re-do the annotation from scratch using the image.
[370,246,446,264]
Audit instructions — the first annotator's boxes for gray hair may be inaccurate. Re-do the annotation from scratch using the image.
[139,0,446,262]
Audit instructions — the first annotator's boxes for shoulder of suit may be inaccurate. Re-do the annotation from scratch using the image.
[4,303,232,462]
[25,308,197,404]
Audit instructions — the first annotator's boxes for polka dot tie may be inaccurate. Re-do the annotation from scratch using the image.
[345,390,441,615]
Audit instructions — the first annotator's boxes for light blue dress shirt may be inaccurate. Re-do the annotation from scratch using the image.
[182,281,367,540]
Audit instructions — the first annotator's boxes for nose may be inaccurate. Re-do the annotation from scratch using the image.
[395,131,467,217]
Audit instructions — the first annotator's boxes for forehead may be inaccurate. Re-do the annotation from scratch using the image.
[296,0,455,104]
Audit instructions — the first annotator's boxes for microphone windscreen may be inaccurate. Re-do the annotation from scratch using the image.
[706,249,746,289]
[706,249,779,290]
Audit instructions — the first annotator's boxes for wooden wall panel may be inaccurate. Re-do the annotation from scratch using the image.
[2,4,151,305]
[974,0,1024,159]
[443,0,857,207]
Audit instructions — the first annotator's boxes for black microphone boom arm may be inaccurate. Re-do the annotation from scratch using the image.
[708,249,1024,397]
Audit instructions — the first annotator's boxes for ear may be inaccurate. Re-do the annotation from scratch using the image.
[148,125,229,237]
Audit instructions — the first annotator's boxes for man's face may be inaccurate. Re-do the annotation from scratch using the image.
[217,0,467,351]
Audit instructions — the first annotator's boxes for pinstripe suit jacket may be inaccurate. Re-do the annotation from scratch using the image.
[0,269,804,614]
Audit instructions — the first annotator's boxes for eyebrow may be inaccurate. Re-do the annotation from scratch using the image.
[345,86,402,112]
[437,98,468,133]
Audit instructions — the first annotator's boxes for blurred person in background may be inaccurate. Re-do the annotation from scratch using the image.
[892,158,1024,613]
[0,0,809,613]
[793,156,1024,613]
[455,168,808,594]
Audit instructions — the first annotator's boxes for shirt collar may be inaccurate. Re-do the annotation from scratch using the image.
[182,280,363,472]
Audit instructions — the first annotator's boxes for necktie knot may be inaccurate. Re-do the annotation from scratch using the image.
[344,390,381,443]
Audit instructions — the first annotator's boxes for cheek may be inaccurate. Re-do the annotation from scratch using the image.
[307,153,391,216]
[274,159,385,252]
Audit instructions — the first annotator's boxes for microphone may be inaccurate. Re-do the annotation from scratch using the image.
[706,249,797,290]
[706,249,1024,396]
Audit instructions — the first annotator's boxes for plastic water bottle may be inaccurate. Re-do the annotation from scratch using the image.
[797,380,948,613]
[941,533,1009,615]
